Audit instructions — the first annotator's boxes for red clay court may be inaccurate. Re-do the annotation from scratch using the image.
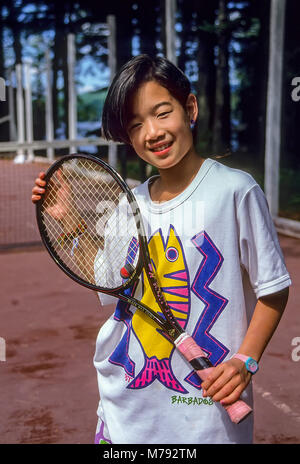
[0,160,299,444]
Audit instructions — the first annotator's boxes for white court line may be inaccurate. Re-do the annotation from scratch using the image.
[253,383,300,423]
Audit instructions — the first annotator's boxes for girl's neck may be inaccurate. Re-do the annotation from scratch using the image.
[150,150,204,202]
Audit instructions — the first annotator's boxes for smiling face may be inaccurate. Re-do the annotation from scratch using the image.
[126,81,198,171]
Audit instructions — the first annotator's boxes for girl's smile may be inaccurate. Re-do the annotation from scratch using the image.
[149,141,173,156]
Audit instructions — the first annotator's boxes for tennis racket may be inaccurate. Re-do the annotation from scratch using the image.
[36,153,252,424]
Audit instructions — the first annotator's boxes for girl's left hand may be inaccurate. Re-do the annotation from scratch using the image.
[201,358,252,405]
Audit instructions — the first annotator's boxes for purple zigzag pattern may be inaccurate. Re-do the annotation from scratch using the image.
[184,231,229,390]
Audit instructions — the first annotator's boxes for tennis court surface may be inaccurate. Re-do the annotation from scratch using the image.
[0,234,299,444]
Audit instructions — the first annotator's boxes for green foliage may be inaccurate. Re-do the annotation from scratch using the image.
[77,88,108,122]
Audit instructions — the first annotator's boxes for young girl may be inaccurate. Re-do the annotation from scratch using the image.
[32,54,291,444]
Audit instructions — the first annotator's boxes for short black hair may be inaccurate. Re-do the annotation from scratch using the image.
[101,54,191,144]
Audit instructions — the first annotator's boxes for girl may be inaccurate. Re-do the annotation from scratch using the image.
[32,55,291,444]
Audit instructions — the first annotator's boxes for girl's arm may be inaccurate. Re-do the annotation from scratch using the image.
[201,287,289,405]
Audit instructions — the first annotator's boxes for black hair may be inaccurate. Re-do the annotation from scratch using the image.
[101,54,192,144]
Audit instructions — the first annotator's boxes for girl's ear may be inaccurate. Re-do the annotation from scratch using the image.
[185,93,198,123]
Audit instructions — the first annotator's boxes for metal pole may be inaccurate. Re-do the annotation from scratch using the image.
[107,15,117,168]
[8,70,17,141]
[165,0,177,65]
[24,62,34,161]
[264,0,286,217]
[68,34,77,154]
[45,50,54,161]
[15,64,25,161]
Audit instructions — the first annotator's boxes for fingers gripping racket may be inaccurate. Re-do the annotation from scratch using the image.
[36,153,252,424]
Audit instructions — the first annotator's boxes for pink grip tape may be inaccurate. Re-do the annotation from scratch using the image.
[175,334,252,424]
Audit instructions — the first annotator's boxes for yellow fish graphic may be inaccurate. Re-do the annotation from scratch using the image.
[128,225,190,393]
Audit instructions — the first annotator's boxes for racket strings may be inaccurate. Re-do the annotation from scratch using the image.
[42,172,101,284]
[40,158,139,289]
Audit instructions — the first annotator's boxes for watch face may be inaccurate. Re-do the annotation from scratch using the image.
[246,359,258,374]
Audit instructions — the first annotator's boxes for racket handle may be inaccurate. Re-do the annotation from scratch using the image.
[174,333,252,424]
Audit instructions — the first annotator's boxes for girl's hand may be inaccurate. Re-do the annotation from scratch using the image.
[201,358,252,406]
[31,170,74,223]
[44,169,73,221]
[32,172,46,203]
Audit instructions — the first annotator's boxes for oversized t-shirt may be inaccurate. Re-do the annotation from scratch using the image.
[93,157,291,444]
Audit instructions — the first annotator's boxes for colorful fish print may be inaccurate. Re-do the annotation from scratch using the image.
[108,236,139,378]
[127,225,190,393]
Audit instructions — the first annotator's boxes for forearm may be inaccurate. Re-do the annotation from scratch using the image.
[237,287,289,361]
[201,287,290,404]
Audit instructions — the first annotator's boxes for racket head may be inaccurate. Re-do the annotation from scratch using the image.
[36,153,144,294]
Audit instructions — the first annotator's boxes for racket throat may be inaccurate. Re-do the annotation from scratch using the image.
[189,356,213,370]
[165,326,183,341]
[147,267,180,329]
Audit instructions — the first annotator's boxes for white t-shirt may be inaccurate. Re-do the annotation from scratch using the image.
[93,157,291,444]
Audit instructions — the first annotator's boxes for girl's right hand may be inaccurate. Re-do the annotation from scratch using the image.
[31,169,75,225]
[32,172,46,203]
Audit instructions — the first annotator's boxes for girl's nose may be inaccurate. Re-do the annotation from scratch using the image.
[144,119,164,141]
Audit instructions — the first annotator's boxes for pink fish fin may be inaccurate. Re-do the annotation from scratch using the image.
[168,302,189,314]
[164,270,188,281]
[127,356,188,393]
[162,286,189,298]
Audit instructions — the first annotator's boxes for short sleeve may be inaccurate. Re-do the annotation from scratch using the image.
[237,184,292,298]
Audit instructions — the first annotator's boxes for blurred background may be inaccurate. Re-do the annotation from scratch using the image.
[0,0,299,445]
[1,0,300,250]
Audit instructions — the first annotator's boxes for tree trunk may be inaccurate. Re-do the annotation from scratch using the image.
[212,0,231,155]
[194,1,218,155]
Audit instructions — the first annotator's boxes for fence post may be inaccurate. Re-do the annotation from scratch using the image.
[45,49,54,161]
[68,34,77,154]
[264,0,286,217]
[15,64,25,161]
[107,15,117,169]
[8,70,17,141]
[165,0,177,65]
[24,62,34,161]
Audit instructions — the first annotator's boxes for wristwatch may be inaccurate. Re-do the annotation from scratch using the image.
[232,353,259,374]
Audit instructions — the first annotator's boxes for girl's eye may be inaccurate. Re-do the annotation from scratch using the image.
[130,122,142,131]
[158,111,171,118]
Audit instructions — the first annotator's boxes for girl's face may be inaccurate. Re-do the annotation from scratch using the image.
[126,81,198,170]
